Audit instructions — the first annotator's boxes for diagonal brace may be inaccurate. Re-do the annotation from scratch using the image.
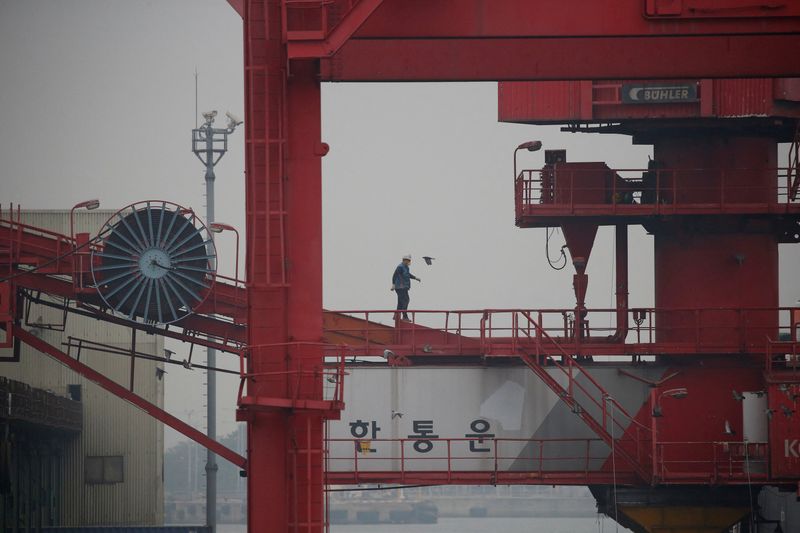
[288,0,384,58]
[15,327,247,469]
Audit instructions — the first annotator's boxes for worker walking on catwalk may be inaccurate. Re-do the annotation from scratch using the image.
[391,254,421,321]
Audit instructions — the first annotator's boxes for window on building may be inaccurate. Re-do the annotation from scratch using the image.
[67,384,82,402]
[85,456,124,484]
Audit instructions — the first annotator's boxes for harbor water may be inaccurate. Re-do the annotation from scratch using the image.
[218,517,632,532]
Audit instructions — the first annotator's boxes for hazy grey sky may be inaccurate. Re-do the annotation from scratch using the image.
[2,1,797,446]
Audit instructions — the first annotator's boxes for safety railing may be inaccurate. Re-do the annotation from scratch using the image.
[515,166,800,221]
[788,128,799,202]
[200,271,248,322]
[327,437,768,486]
[0,211,107,297]
[322,307,798,358]
[326,436,640,480]
[766,339,800,377]
[236,342,348,414]
[655,441,769,483]
[0,211,76,273]
[0,208,249,327]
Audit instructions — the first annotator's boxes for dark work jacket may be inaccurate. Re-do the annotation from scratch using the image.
[392,263,415,290]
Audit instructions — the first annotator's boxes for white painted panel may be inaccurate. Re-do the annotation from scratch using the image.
[329,365,658,474]
[329,366,563,473]
[743,391,768,442]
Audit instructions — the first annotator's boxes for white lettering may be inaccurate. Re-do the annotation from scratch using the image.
[786,439,800,458]
[623,85,695,104]
[641,87,692,102]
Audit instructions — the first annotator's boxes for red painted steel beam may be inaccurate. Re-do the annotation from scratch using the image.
[242,2,328,532]
[349,0,800,38]
[321,35,800,81]
[0,223,73,274]
[1,218,248,321]
[326,471,639,486]
[12,271,246,351]
[14,327,246,469]
[325,470,773,486]
[242,5,334,528]
[280,0,800,79]
[288,0,384,58]
[323,341,774,359]
[227,0,244,18]
[194,278,247,322]
[282,59,327,532]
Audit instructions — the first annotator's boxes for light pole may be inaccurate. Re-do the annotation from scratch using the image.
[69,199,100,243]
[650,387,688,482]
[209,223,241,286]
[70,199,100,292]
[192,110,242,533]
[513,140,543,183]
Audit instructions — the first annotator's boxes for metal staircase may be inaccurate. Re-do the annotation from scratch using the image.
[514,311,652,482]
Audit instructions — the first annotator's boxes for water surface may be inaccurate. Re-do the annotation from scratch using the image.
[218,516,631,533]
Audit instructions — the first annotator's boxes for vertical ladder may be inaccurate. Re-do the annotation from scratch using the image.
[289,416,327,533]
[246,1,289,288]
[789,122,799,201]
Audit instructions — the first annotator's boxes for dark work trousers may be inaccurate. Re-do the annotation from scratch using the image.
[395,289,410,320]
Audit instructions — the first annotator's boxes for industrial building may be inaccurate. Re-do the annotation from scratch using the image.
[0,210,164,529]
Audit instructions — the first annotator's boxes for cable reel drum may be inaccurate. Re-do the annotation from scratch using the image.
[91,201,216,324]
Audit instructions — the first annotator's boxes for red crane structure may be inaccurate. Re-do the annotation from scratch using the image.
[2,2,800,533]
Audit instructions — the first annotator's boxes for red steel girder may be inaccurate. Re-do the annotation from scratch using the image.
[243,1,327,530]
[320,35,800,81]
[279,0,800,79]
[326,470,639,486]
[12,271,246,352]
[0,222,73,274]
[0,218,249,323]
[15,327,246,469]
[348,0,800,38]
[288,0,384,58]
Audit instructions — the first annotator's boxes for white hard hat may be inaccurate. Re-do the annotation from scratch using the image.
[402,254,412,260]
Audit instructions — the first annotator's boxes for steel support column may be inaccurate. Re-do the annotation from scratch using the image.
[243,1,325,531]
[243,0,290,530]
[285,59,325,533]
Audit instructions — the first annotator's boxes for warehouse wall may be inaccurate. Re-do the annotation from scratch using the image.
[1,210,165,526]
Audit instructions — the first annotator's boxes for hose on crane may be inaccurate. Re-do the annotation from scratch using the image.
[545,227,568,271]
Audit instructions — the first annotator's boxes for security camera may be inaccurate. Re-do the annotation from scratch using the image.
[202,110,218,123]
[226,111,243,127]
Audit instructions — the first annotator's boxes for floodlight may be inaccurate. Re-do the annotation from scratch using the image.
[73,199,100,211]
[517,140,543,152]
[226,111,243,127]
